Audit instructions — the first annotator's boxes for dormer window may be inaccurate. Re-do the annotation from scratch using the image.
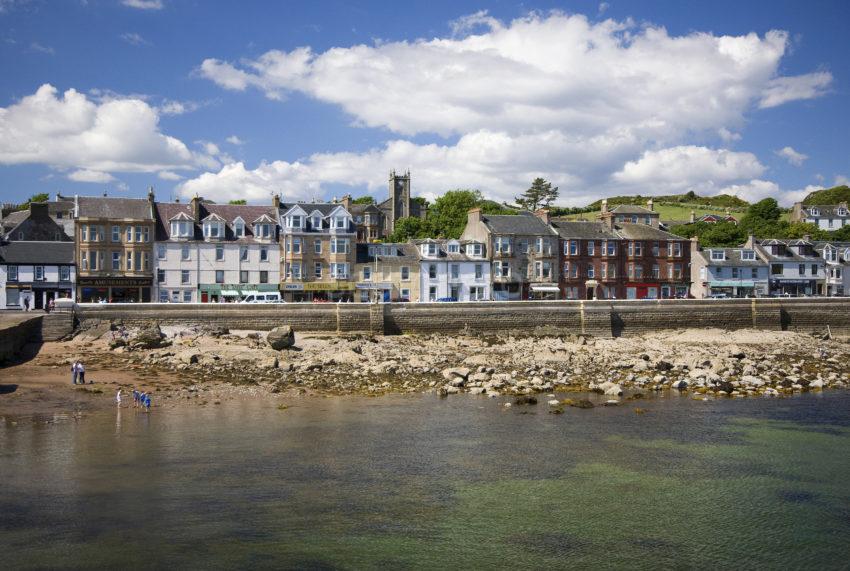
[234,219,245,238]
[710,250,726,261]
[312,215,321,229]
[447,243,459,253]
[809,208,820,217]
[421,243,438,257]
[288,215,303,229]
[254,223,272,239]
[838,207,848,216]
[170,220,192,239]
[203,220,224,239]
[741,250,756,261]
[466,243,483,257]
[334,216,347,229]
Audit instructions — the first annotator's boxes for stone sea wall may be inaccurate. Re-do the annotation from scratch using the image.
[72,298,850,337]
[0,316,42,363]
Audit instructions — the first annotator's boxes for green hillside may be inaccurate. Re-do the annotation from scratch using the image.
[586,192,749,211]
[802,185,850,205]
[560,204,737,223]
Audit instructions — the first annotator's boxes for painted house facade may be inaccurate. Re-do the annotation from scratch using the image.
[690,238,769,298]
[815,241,850,297]
[790,202,850,230]
[74,192,156,303]
[754,237,825,296]
[460,209,559,300]
[153,198,280,303]
[354,243,420,302]
[414,238,490,302]
[278,201,357,302]
[551,219,622,299]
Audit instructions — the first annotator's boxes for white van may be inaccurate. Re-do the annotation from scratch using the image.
[239,292,283,304]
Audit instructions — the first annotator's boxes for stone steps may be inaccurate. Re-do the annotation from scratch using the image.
[41,313,75,341]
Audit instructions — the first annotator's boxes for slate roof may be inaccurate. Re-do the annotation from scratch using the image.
[610,205,658,215]
[411,239,488,261]
[481,212,555,235]
[801,204,849,217]
[77,196,153,220]
[0,241,75,265]
[154,202,279,243]
[550,219,619,240]
[755,239,822,262]
[614,223,685,241]
[279,202,355,232]
[697,248,764,267]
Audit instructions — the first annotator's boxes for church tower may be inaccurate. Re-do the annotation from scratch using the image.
[388,170,411,234]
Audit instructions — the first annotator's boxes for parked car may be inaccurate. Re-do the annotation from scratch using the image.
[708,293,728,299]
[239,292,283,304]
[436,297,458,302]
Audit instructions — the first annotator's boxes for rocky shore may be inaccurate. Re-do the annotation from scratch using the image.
[2,319,847,418]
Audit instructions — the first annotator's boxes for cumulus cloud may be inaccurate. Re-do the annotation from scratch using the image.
[0,84,214,176]
[775,146,807,166]
[68,169,116,183]
[225,135,245,145]
[122,0,163,9]
[28,42,54,55]
[158,171,183,181]
[188,11,833,206]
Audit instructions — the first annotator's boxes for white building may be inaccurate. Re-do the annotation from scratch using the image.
[415,238,490,302]
[816,242,850,296]
[755,238,825,296]
[791,202,849,230]
[153,199,280,303]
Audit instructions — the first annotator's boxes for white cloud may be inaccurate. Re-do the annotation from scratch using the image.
[158,99,204,115]
[67,169,116,183]
[759,71,832,108]
[121,0,162,9]
[613,146,765,188]
[775,146,807,166]
[835,175,850,187]
[718,180,815,206]
[225,135,245,145]
[598,2,610,15]
[189,11,832,207]
[157,171,183,181]
[120,32,150,46]
[0,84,214,174]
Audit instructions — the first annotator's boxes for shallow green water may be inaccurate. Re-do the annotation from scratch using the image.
[2,391,850,569]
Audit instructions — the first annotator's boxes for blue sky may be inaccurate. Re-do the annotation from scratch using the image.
[1,0,848,207]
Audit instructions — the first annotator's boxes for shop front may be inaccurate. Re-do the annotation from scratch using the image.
[493,282,521,301]
[529,283,561,300]
[707,280,767,298]
[199,283,279,303]
[78,278,151,303]
[5,283,74,310]
[770,279,817,297]
[355,282,393,302]
[281,281,356,302]
[625,282,660,300]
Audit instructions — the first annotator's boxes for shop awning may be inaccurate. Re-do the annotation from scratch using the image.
[355,282,393,290]
[710,280,757,287]
[531,285,561,292]
[220,289,240,296]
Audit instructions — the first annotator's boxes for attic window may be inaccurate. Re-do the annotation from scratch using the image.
[809,208,820,216]
[838,207,848,216]
[710,250,725,261]
[741,250,756,261]
[234,220,245,237]
[447,243,459,253]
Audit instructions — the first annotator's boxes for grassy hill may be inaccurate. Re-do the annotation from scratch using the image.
[560,204,738,223]
[802,185,850,205]
[586,192,749,211]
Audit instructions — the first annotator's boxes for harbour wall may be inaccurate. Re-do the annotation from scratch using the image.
[72,298,850,337]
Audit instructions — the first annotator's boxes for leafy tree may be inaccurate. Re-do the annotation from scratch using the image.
[669,221,746,247]
[785,222,828,240]
[514,178,559,211]
[14,193,50,211]
[802,185,850,205]
[387,216,430,242]
[352,196,375,205]
[830,225,850,241]
[228,199,247,205]
[425,189,516,239]
[741,198,782,226]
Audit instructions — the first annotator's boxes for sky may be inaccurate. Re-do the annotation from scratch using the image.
[1,0,848,208]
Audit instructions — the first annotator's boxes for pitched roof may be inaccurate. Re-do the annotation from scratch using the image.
[481,212,554,235]
[0,241,75,264]
[550,219,619,240]
[755,239,822,262]
[614,223,684,241]
[610,204,658,215]
[697,248,763,267]
[77,196,153,220]
[801,204,849,217]
[355,243,420,264]
[410,238,487,261]
[153,202,278,243]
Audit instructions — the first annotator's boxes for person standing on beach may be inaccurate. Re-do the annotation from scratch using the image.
[71,361,78,385]
[143,393,151,412]
[132,389,139,408]
[116,389,122,407]
[77,361,86,384]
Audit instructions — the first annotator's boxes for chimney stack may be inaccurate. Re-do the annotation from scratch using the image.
[467,208,482,227]
[601,198,608,215]
[191,194,201,222]
[534,208,550,225]
[689,210,695,224]
[29,201,49,220]
[690,235,699,254]
[745,233,756,249]
[647,198,654,212]
[341,194,352,210]
[272,193,281,209]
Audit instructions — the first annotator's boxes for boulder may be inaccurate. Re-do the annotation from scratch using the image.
[132,325,169,349]
[442,367,471,382]
[569,399,595,409]
[267,326,295,350]
[671,379,688,390]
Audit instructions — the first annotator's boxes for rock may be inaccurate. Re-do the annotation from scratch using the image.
[179,351,200,365]
[655,360,674,372]
[569,399,594,409]
[671,380,688,390]
[267,326,295,350]
[200,325,229,338]
[132,325,169,349]
[442,367,471,382]
[514,395,538,405]
[547,399,561,406]
[260,356,279,370]
[810,379,825,389]
[603,400,619,406]
[741,375,764,387]
[603,383,623,397]
[715,380,734,394]
[469,387,486,395]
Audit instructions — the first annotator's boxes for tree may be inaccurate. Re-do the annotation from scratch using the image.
[228,199,247,205]
[424,189,516,239]
[15,193,50,211]
[387,217,430,242]
[742,197,782,225]
[515,178,559,211]
[352,196,375,205]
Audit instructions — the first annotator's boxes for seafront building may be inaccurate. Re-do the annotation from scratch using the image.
[153,198,280,303]
[354,242,420,302]
[413,238,490,302]
[790,201,849,230]
[753,237,825,296]
[341,171,427,241]
[74,191,156,303]
[460,209,560,300]
[690,238,769,298]
[815,241,850,297]
[278,199,357,302]
[0,202,76,309]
